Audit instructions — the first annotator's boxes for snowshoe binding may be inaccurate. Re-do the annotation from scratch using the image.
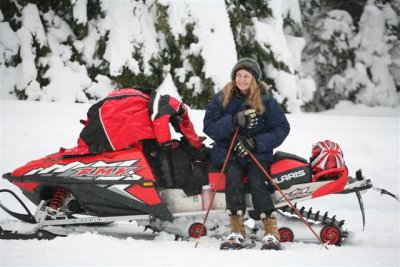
[261,234,283,250]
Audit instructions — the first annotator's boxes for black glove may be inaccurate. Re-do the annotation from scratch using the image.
[235,136,256,158]
[233,109,258,128]
[160,140,179,151]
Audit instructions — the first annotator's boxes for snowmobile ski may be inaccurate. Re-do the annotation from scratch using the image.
[0,226,63,240]
[0,189,36,224]
[351,173,366,231]
[373,187,399,201]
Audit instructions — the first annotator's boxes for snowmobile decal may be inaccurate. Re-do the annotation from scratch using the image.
[274,186,313,206]
[73,166,138,178]
[273,169,306,184]
[24,160,140,178]
[2,146,172,222]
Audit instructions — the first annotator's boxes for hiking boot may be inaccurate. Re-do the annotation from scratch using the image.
[220,210,249,250]
[260,212,283,250]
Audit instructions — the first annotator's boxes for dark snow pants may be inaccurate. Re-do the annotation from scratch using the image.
[225,160,275,216]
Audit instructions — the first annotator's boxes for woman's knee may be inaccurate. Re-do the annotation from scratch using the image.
[225,161,243,184]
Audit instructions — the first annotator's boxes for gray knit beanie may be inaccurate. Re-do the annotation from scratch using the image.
[231,58,262,81]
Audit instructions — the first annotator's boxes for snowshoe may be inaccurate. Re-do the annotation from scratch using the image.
[220,233,255,250]
[261,234,283,251]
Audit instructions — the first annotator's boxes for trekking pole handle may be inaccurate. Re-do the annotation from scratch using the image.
[247,151,330,250]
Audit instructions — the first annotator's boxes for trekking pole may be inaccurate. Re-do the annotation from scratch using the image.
[194,127,240,248]
[248,152,330,250]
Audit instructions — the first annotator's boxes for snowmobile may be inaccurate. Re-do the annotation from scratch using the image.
[2,136,393,246]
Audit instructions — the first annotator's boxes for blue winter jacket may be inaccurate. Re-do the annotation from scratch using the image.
[203,87,290,168]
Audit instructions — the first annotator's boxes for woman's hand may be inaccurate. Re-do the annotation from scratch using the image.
[234,136,256,158]
[233,109,258,128]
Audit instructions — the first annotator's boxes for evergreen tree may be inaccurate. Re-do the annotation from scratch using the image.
[348,1,399,106]
[152,2,215,108]
[0,0,214,107]
[301,0,359,110]
[1,0,398,108]
[301,0,399,110]
[305,8,356,110]
[225,0,292,111]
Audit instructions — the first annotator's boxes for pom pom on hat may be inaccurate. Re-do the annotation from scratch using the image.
[231,58,262,81]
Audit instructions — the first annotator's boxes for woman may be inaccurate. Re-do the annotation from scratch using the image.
[203,58,290,250]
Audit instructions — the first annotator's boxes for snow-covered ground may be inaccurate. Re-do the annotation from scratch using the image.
[0,99,399,267]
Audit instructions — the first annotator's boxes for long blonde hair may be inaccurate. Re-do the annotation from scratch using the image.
[221,78,266,113]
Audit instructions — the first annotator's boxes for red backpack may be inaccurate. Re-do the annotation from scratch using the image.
[311,140,345,176]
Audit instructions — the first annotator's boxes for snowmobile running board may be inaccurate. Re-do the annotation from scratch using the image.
[34,200,226,227]
[0,198,227,240]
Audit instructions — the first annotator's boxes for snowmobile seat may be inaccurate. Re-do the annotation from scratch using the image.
[207,163,251,193]
[270,151,312,190]
[273,151,308,163]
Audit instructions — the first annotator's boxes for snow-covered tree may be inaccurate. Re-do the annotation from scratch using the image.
[326,1,399,108]
[306,9,356,110]
[301,0,358,110]
[301,0,399,110]
[151,1,216,108]
[0,0,227,108]
[1,0,398,110]
[226,0,313,113]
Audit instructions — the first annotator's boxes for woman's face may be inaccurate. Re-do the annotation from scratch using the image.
[235,69,253,94]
